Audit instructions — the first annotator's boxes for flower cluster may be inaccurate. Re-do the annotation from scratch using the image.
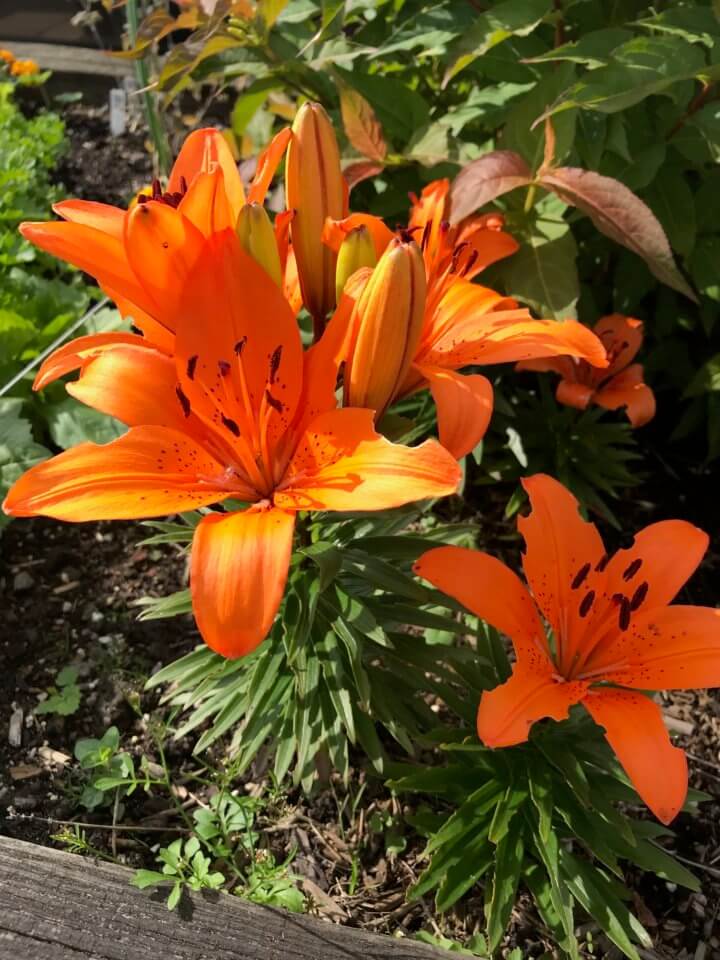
[5,104,718,826]
[0,49,40,77]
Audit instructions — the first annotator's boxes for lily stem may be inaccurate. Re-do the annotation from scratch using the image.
[126,0,171,176]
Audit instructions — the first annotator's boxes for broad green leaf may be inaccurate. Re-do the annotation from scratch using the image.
[298,541,342,592]
[0,397,49,531]
[427,781,504,855]
[497,224,579,318]
[525,861,580,959]
[690,237,720,305]
[539,166,697,301]
[685,353,720,396]
[543,35,709,117]
[524,27,633,67]
[502,64,577,168]
[488,782,528,844]
[231,80,279,137]
[643,166,696,258]
[634,7,720,48]
[46,397,126,450]
[436,830,495,912]
[443,0,552,87]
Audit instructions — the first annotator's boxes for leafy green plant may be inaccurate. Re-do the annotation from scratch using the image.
[73,726,138,811]
[36,665,82,717]
[133,837,226,910]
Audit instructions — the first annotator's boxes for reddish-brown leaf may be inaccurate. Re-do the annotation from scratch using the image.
[339,87,388,163]
[539,167,697,302]
[449,151,532,224]
[343,161,385,192]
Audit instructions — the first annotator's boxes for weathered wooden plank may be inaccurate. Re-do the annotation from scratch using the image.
[0,837,447,960]
[1,42,132,78]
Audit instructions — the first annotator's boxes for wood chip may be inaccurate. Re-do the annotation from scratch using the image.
[9,764,42,781]
[301,878,347,921]
[37,747,71,766]
[8,707,23,747]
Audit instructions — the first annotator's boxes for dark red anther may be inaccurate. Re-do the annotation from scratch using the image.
[630,581,649,612]
[265,390,284,413]
[461,250,479,277]
[595,553,609,572]
[130,324,144,337]
[440,219,450,233]
[420,222,431,252]
[136,194,149,205]
[618,597,631,631]
[269,345,282,384]
[221,414,240,437]
[179,175,188,194]
[578,590,595,618]
[449,241,469,274]
[152,178,162,200]
[234,336,247,356]
[175,384,191,418]
[218,360,231,377]
[622,558,642,581]
[571,562,591,590]
[186,355,198,380]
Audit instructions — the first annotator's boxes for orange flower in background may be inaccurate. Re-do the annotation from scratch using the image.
[326,180,609,459]
[10,58,39,76]
[0,49,15,65]
[415,473,720,824]
[517,314,656,427]
[4,229,460,658]
[20,125,291,361]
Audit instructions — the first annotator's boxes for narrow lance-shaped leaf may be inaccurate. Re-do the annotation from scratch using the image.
[449,151,532,224]
[339,85,388,163]
[538,166,698,301]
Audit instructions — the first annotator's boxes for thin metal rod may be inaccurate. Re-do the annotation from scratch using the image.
[0,296,110,398]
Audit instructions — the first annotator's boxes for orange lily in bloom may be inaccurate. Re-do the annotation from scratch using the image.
[326,179,608,459]
[517,314,656,427]
[20,125,291,357]
[4,229,460,658]
[415,474,720,824]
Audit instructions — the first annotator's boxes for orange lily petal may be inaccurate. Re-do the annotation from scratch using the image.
[179,167,234,236]
[53,199,125,239]
[477,666,588,748]
[426,281,608,369]
[174,229,303,459]
[2,426,232,521]
[66,345,195,431]
[600,519,708,614]
[583,689,687,824]
[247,127,291,204]
[109,293,176,353]
[556,379,594,410]
[593,364,656,427]
[125,202,206,334]
[170,127,246,220]
[33,332,153,391]
[19,221,152,317]
[459,228,519,280]
[417,365,493,460]
[413,545,546,662]
[595,314,643,377]
[322,213,395,258]
[596,606,720,690]
[190,506,295,658]
[519,474,607,677]
[275,408,460,512]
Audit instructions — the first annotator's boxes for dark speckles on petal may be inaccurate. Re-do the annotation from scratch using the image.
[622,558,642,581]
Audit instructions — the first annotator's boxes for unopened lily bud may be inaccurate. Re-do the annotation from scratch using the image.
[344,238,426,419]
[335,226,377,303]
[285,102,345,327]
[236,202,283,288]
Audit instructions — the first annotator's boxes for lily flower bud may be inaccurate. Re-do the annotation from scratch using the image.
[236,202,283,288]
[285,102,346,329]
[344,238,426,419]
[335,226,377,303]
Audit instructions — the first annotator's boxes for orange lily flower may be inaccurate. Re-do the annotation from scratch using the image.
[20,125,291,358]
[415,473,720,824]
[325,180,608,459]
[517,314,656,427]
[4,228,460,658]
